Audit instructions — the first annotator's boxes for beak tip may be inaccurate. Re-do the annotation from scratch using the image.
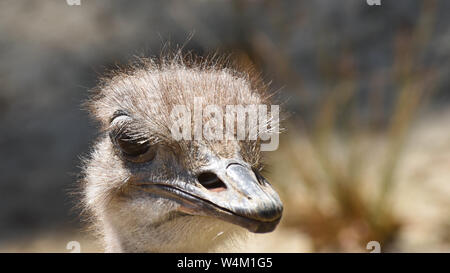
[245,202,283,233]
[249,216,282,233]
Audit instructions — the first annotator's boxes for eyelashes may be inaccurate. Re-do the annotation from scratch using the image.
[109,112,157,163]
[112,130,157,163]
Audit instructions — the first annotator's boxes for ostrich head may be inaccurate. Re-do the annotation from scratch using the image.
[82,56,283,252]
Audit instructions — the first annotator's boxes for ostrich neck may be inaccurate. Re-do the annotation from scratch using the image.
[99,215,243,253]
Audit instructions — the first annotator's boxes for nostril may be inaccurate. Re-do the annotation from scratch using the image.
[197,172,227,192]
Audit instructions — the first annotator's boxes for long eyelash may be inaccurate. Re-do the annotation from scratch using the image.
[110,128,148,145]
[109,120,163,147]
[108,115,142,141]
[108,113,175,147]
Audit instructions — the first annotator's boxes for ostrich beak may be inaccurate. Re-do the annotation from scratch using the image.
[137,160,283,233]
[206,162,283,233]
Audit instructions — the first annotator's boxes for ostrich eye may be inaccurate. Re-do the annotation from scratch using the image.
[113,132,156,163]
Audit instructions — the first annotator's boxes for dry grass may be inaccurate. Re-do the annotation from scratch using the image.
[264,1,444,252]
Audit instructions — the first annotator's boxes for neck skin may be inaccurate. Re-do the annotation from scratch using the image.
[99,213,246,253]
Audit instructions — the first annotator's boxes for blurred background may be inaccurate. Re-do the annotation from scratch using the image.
[0,0,449,252]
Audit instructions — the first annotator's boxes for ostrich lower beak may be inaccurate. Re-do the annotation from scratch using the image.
[138,161,283,233]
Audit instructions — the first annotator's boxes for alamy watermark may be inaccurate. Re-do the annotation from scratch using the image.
[366,241,381,253]
[366,0,381,6]
[65,240,381,253]
[66,0,81,6]
[66,241,81,253]
[169,97,279,151]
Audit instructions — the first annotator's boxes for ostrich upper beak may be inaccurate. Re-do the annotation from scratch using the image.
[202,162,284,233]
[138,160,283,233]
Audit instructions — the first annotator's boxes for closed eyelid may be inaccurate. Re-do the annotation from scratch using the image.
[109,121,160,148]
[109,110,130,123]
[108,111,177,148]
[109,113,133,132]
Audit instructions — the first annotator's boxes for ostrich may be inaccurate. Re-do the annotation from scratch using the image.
[81,55,283,252]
